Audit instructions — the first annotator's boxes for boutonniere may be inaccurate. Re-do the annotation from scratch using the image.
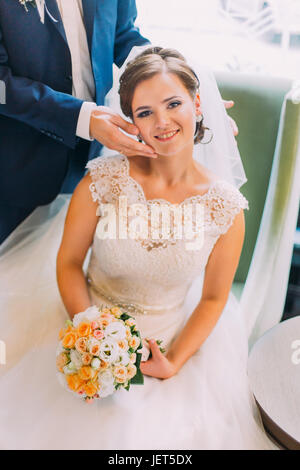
[19,0,36,12]
[18,0,51,24]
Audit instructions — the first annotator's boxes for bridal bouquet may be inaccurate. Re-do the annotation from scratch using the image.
[56,305,144,403]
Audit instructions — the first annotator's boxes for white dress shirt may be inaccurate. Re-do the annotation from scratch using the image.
[56,0,97,141]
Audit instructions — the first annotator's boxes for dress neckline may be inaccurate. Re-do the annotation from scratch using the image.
[123,154,224,206]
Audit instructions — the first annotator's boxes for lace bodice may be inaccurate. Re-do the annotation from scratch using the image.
[85,154,248,316]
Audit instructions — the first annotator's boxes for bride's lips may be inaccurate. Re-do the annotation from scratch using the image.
[154,129,180,142]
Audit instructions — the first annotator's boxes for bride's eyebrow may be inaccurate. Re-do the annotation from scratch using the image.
[134,95,182,113]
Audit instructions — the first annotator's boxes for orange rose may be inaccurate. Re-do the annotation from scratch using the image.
[84,381,99,397]
[78,366,97,382]
[77,322,92,337]
[66,374,84,392]
[75,337,87,354]
[111,307,122,317]
[99,359,108,372]
[62,331,78,349]
[56,352,68,372]
[90,343,100,356]
[99,319,110,329]
[116,376,127,384]
[82,352,92,366]
[59,324,74,340]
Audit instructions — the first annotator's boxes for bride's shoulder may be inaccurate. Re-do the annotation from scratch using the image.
[86,153,128,178]
[209,179,248,209]
[85,154,130,206]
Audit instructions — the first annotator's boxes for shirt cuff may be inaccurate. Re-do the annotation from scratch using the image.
[76,101,98,141]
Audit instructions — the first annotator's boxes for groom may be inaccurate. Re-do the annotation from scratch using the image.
[0,0,154,244]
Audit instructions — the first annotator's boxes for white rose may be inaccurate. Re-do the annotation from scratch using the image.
[73,305,100,327]
[104,321,126,341]
[130,353,137,364]
[98,381,115,398]
[99,369,114,386]
[113,364,128,380]
[91,358,101,370]
[98,370,115,398]
[99,338,119,363]
[70,350,83,369]
[116,350,130,366]
[127,363,137,380]
[63,363,76,375]
[87,338,101,354]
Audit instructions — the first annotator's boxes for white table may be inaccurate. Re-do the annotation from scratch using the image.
[248,316,300,450]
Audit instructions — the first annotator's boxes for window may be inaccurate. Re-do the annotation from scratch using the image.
[136,0,300,78]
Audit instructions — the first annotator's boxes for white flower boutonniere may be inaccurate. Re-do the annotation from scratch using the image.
[19,0,47,24]
[19,0,36,13]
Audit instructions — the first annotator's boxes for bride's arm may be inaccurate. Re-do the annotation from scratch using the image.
[141,208,245,378]
[166,209,246,374]
[56,174,99,320]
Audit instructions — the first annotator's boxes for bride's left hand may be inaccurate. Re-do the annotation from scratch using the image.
[140,340,178,379]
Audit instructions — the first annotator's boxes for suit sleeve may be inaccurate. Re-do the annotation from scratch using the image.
[0,25,83,150]
[114,0,150,68]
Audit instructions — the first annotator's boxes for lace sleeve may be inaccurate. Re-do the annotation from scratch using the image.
[208,181,249,235]
[85,154,127,216]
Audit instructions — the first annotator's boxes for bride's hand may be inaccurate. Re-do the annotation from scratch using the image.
[140,340,178,379]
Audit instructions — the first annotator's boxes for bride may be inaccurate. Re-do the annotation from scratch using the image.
[0,47,278,450]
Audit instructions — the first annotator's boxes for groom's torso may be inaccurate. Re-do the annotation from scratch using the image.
[0,0,122,206]
[0,0,118,103]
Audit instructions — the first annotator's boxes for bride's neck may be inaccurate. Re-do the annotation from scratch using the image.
[139,149,196,187]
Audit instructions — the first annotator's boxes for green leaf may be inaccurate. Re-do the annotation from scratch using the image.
[120,313,131,321]
[65,319,73,328]
[130,368,144,385]
[135,351,142,368]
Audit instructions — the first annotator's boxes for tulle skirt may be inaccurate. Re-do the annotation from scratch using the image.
[0,196,278,450]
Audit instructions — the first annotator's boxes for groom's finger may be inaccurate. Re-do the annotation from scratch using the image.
[111,115,157,156]
[223,99,235,109]
[112,114,140,136]
[90,106,157,157]
[115,130,157,157]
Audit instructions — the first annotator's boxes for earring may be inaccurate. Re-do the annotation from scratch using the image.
[137,134,143,143]
[196,114,203,123]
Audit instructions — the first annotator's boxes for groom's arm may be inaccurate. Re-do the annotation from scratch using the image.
[0,26,83,150]
[113,0,150,68]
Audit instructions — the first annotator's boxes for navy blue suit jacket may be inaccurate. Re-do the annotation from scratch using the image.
[0,0,149,207]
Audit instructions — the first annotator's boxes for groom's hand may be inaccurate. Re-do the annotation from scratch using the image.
[223,100,239,136]
[89,106,157,158]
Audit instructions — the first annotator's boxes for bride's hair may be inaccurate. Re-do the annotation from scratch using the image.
[118,47,207,144]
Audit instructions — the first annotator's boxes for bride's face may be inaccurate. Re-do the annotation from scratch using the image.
[131,72,201,157]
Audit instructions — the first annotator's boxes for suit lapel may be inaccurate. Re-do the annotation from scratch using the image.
[82,0,97,55]
[45,0,68,44]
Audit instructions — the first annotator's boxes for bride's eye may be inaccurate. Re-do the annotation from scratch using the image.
[137,110,152,118]
[168,101,181,109]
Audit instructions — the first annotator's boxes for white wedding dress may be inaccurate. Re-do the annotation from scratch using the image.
[0,154,278,450]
